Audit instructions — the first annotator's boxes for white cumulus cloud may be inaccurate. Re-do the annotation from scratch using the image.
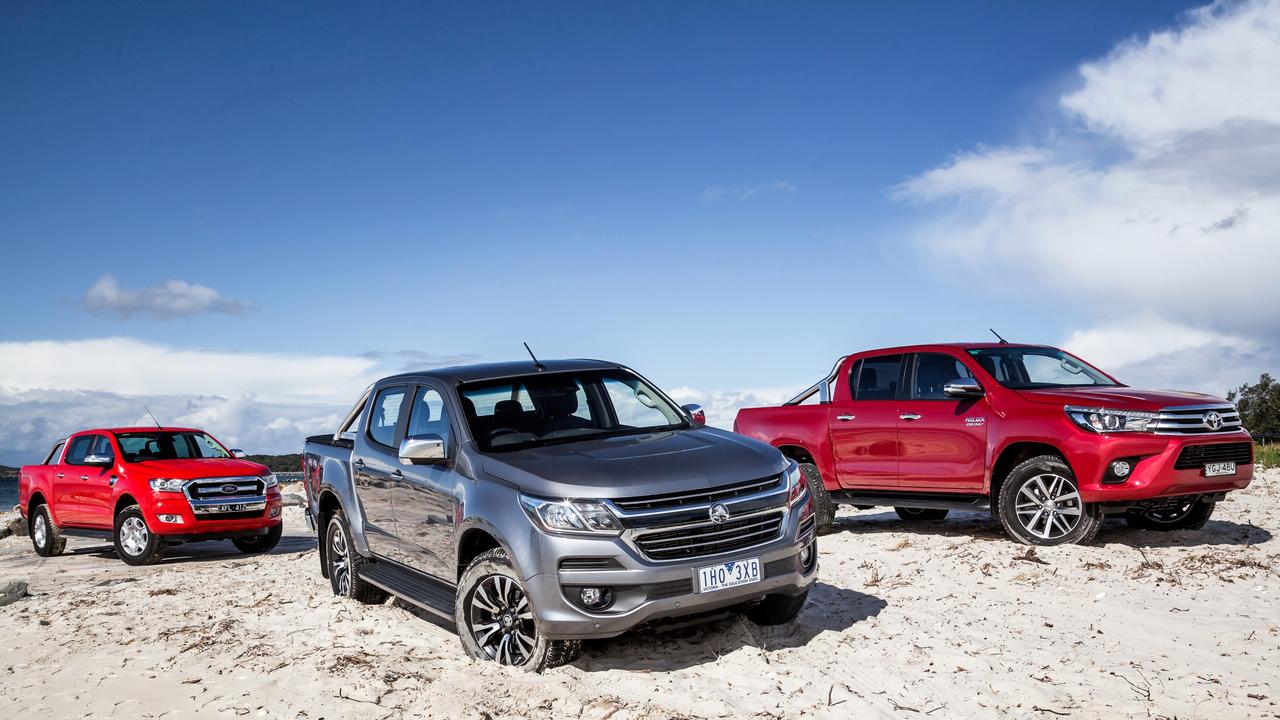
[898,0,1280,392]
[83,274,254,319]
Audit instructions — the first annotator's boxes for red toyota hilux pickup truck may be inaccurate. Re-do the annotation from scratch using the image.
[19,427,284,565]
[735,343,1254,545]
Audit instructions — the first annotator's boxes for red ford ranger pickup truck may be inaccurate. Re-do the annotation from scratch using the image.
[19,427,284,565]
[734,344,1254,546]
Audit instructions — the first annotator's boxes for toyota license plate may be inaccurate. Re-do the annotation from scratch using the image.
[1204,461,1236,477]
[697,558,761,593]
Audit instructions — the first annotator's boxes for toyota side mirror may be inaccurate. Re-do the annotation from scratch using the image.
[943,379,985,399]
[230,448,247,459]
[681,403,706,425]
[83,453,114,467]
[399,434,447,465]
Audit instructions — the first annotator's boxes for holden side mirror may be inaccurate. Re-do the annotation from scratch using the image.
[943,379,985,399]
[399,434,447,464]
[230,448,247,459]
[681,403,707,425]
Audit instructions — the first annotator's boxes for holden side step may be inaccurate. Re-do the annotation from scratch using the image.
[358,560,457,618]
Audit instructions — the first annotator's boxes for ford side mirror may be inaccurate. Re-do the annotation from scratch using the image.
[681,403,706,425]
[943,379,985,399]
[399,434,447,464]
[83,453,113,467]
[230,448,247,459]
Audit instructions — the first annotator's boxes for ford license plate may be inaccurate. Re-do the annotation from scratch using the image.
[697,557,761,593]
[1204,461,1236,477]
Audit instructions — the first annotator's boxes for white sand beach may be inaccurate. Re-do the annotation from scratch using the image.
[2,472,1276,719]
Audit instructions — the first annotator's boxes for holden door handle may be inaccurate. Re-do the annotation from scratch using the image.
[836,415,856,422]
[900,413,923,421]
[80,474,89,480]
[55,472,65,478]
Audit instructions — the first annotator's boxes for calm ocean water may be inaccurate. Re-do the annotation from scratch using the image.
[0,477,17,510]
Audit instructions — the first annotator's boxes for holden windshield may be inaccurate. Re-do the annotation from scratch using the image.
[966,347,1119,390]
[116,431,232,462]
[459,370,688,451]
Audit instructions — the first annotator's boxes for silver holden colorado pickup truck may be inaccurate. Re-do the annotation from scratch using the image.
[302,359,818,670]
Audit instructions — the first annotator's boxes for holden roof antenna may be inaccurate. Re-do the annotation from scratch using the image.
[143,406,163,429]
[989,328,1009,345]
[523,342,546,371]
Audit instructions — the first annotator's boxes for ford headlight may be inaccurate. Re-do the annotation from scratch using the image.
[1065,406,1158,433]
[149,478,187,493]
[261,473,278,489]
[520,495,621,535]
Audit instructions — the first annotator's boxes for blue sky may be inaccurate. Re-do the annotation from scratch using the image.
[2,1,1277,462]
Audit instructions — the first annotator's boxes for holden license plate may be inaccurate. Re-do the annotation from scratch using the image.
[697,557,761,593]
[1204,461,1236,477]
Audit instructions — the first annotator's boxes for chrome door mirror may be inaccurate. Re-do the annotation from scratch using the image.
[399,434,447,465]
[943,379,985,399]
[681,403,706,425]
[230,448,247,459]
[83,453,114,467]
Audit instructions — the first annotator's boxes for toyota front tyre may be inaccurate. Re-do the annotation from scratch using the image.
[30,504,66,557]
[456,548,580,672]
[998,455,1101,546]
[325,512,388,604]
[798,463,836,535]
[114,505,168,565]
[233,522,283,554]
[1126,500,1215,532]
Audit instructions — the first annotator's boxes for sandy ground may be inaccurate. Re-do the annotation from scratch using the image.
[1,473,1277,720]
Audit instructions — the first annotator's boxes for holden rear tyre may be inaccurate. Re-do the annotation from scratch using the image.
[1126,500,1215,531]
[456,547,580,672]
[325,511,387,604]
[997,455,1101,546]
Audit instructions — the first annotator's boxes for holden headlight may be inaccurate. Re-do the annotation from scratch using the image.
[784,461,808,507]
[520,495,621,535]
[1065,406,1159,433]
[261,473,278,489]
[149,478,187,493]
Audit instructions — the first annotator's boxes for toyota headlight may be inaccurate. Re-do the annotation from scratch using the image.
[149,478,187,493]
[520,495,621,535]
[261,473,278,489]
[1065,406,1159,433]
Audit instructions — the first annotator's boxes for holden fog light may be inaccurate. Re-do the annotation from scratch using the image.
[1111,460,1131,478]
[158,514,184,524]
[578,587,613,610]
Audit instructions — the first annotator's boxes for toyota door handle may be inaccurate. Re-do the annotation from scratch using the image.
[900,413,923,421]
[353,459,366,468]
[836,415,856,421]
[391,470,404,479]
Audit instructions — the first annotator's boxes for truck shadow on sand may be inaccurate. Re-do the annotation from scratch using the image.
[830,510,1272,549]
[572,581,886,672]
[74,534,317,565]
